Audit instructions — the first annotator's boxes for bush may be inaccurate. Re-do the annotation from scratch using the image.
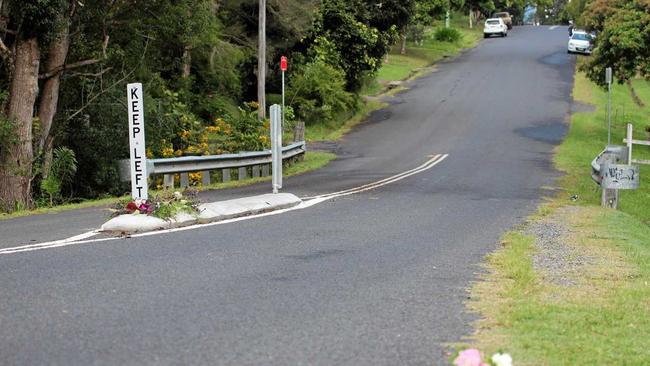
[40,147,77,206]
[287,60,357,125]
[434,27,462,43]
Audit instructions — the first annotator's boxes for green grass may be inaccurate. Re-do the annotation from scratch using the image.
[0,151,335,221]
[372,17,482,92]
[305,99,386,142]
[466,69,650,364]
[556,71,650,224]
[470,208,650,365]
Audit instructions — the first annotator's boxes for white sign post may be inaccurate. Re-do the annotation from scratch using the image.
[606,67,612,146]
[270,104,282,194]
[127,83,148,200]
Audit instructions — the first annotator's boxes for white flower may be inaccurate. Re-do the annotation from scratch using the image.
[491,353,512,366]
[134,198,143,208]
[173,191,183,200]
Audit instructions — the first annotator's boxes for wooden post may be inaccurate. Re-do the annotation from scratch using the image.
[180,173,189,188]
[201,170,211,186]
[163,174,174,189]
[601,188,618,209]
[293,121,305,142]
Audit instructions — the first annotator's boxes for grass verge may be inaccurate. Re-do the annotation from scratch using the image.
[463,72,650,364]
[0,151,335,221]
[305,99,386,141]
[557,71,650,224]
[470,207,650,365]
[369,15,483,94]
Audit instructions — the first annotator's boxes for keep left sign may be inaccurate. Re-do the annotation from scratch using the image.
[127,83,148,199]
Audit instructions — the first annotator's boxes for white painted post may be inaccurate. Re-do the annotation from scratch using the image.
[127,83,148,200]
[606,67,612,146]
[627,123,633,165]
[270,104,282,193]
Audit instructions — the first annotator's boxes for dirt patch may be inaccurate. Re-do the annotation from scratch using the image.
[526,206,592,287]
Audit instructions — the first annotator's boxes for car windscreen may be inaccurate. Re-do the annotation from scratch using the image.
[487,20,500,25]
[572,33,591,41]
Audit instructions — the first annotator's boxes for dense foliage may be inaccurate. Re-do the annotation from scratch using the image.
[0,0,628,212]
[579,0,650,86]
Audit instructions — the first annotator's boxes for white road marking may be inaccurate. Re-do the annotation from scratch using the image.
[549,26,559,30]
[0,154,448,255]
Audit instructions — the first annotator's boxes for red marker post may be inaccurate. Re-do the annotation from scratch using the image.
[280,56,288,128]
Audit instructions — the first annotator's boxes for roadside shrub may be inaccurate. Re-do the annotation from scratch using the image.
[288,60,357,125]
[40,147,77,206]
[434,27,462,43]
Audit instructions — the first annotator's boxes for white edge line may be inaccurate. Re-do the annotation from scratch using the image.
[0,154,448,255]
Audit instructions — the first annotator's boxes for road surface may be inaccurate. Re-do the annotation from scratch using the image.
[0,26,575,365]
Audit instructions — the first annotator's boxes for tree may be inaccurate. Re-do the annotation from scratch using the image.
[581,0,650,86]
[0,0,67,211]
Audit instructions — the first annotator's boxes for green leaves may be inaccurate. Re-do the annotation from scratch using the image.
[581,0,650,86]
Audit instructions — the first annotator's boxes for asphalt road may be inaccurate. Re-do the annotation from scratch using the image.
[0,26,575,365]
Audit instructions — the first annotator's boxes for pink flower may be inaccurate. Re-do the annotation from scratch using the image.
[454,349,483,366]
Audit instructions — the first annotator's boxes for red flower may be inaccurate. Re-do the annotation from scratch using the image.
[126,201,138,213]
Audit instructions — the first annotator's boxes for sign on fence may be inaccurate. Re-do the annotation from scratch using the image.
[127,83,148,199]
[601,163,640,190]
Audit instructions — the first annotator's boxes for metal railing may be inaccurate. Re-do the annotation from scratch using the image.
[590,145,627,185]
[119,141,306,189]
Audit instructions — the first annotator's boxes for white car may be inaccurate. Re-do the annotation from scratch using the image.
[484,18,508,38]
[568,31,593,54]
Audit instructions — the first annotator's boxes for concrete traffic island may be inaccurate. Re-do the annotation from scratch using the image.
[100,193,302,234]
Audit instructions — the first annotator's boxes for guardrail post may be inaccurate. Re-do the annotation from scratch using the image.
[602,188,618,209]
[164,174,174,189]
[238,167,247,180]
[262,164,269,177]
[252,165,260,178]
[201,171,211,186]
[222,168,231,182]
[180,173,189,188]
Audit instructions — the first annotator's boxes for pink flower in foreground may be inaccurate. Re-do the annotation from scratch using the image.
[454,349,483,366]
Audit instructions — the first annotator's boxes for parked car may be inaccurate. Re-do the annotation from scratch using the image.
[567,31,593,54]
[493,12,513,29]
[484,18,508,38]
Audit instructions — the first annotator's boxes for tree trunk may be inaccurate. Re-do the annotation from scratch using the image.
[38,21,70,179]
[0,37,40,211]
[469,8,473,29]
[257,0,266,119]
[182,45,192,78]
[400,27,407,55]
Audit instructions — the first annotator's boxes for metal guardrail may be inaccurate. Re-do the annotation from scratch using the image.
[590,145,628,185]
[119,141,306,188]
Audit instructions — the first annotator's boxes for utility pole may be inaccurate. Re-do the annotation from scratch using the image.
[258,0,266,119]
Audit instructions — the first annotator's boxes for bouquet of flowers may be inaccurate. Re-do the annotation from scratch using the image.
[453,349,512,366]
